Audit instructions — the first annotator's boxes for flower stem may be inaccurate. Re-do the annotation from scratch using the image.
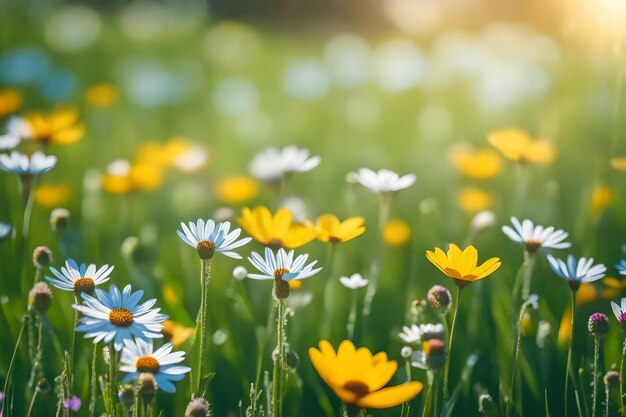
[508,300,531,417]
[194,258,211,395]
[620,337,626,416]
[520,251,536,302]
[66,298,78,407]
[421,377,434,417]
[26,389,39,417]
[604,384,610,417]
[564,291,576,417]
[443,286,463,401]
[343,404,363,417]
[592,336,600,417]
[272,299,286,417]
[28,313,44,388]
[109,344,118,417]
[89,344,97,417]
[1,316,27,416]
[400,360,411,417]
[346,289,357,341]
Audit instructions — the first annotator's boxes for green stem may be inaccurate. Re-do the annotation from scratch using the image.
[28,314,44,388]
[400,360,411,417]
[520,251,536,302]
[347,289,357,341]
[109,344,118,417]
[508,301,530,417]
[421,379,434,417]
[592,336,600,417]
[67,299,78,406]
[89,343,98,417]
[272,299,286,417]
[194,258,211,395]
[443,285,463,401]
[25,389,39,417]
[565,291,576,417]
[604,385,610,417]
[343,404,363,417]
[620,337,626,416]
[1,317,27,416]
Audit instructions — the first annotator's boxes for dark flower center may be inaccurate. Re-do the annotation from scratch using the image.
[196,240,215,260]
[74,277,95,296]
[343,381,369,398]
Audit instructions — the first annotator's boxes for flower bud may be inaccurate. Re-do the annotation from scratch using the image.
[427,285,452,315]
[588,312,609,337]
[604,371,621,390]
[478,393,496,415]
[185,397,212,417]
[273,278,290,300]
[422,338,447,370]
[400,346,413,359]
[36,378,50,392]
[29,282,53,313]
[118,385,135,409]
[138,373,157,405]
[32,246,53,269]
[286,349,299,369]
[50,208,70,233]
[233,266,247,281]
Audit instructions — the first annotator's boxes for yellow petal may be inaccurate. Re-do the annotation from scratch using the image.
[52,125,85,145]
[458,245,478,276]
[356,382,423,409]
[282,224,317,248]
[50,107,80,131]
[473,257,501,279]
[361,359,397,392]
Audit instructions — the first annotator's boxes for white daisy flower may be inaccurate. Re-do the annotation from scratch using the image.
[419,323,445,341]
[0,151,57,175]
[399,324,421,344]
[0,134,20,151]
[610,298,626,327]
[248,146,321,183]
[547,254,606,291]
[119,338,191,393]
[616,260,626,275]
[6,116,32,139]
[502,217,571,253]
[339,273,369,289]
[247,247,322,281]
[177,219,251,260]
[73,284,167,351]
[46,259,114,296]
[354,168,416,194]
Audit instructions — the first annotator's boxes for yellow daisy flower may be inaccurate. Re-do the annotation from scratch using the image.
[425,244,501,287]
[589,185,613,215]
[216,176,260,204]
[383,219,411,247]
[488,128,556,165]
[450,147,502,179]
[600,277,626,299]
[0,88,23,116]
[161,320,195,347]
[35,184,72,207]
[309,340,423,409]
[610,157,626,171]
[85,83,118,108]
[316,214,365,243]
[22,107,85,145]
[237,206,317,249]
[457,186,493,214]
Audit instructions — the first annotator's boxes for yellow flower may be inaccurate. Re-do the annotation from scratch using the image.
[457,187,493,213]
[23,107,85,145]
[450,147,502,179]
[85,83,118,108]
[35,184,72,207]
[316,214,365,243]
[161,320,194,347]
[129,163,164,191]
[383,219,411,247]
[576,283,598,304]
[288,280,302,290]
[103,174,133,195]
[488,128,556,164]
[238,206,318,249]
[102,160,163,194]
[425,244,501,287]
[600,277,626,299]
[309,340,423,409]
[558,309,572,348]
[216,176,260,204]
[610,157,626,171]
[0,88,23,116]
[589,185,613,215]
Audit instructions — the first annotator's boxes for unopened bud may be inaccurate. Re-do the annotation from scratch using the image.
[427,285,451,315]
[118,385,135,408]
[33,246,53,269]
[185,397,212,417]
[138,373,157,404]
[29,282,53,313]
[50,208,70,233]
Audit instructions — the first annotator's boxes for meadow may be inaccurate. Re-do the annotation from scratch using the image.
[1,1,626,416]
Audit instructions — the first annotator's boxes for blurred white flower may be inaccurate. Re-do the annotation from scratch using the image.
[399,324,421,344]
[324,34,370,88]
[282,59,329,101]
[0,151,57,175]
[212,77,258,117]
[470,210,496,233]
[44,6,101,52]
[419,323,445,340]
[372,39,426,92]
[280,197,308,223]
[339,273,369,289]
[355,168,415,194]
[248,146,320,183]
[0,222,12,241]
[0,134,20,151]
[6,116,32,139]
[172,146,208,173]
[107,159,131,176]
[233,266,248,281]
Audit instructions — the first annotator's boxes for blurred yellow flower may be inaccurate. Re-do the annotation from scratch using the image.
[309,340,423,409]
[103,174,133,195]
[610,157,626,171]
[22,107,85,145]
[589,185,613,215]
[161,320,194,347]
[576,283,598,304]
[316,214,365,243]
[0,88,23,116]
[488,128,556,164]
[216,176,260,204]
[85,83,118,108]
[450,147,502,179]
[288,280,302,290]
[457,187,493,213]
[558,309,572,348]
[102,159,164,194]
[426,244,501,287]
[130,163,163,191]
[600,277,626,299]
[35,184,72,207]
[238,206,317,249]
[383,219,411,247]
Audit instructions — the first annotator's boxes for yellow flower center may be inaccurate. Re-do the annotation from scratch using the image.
[343,380,370,398]
[136,356,160,373]
[108,308,134,327]
[196,240,215,260]
[274,268,290,279]
[524,239,542,254]
[74,277,95,296]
